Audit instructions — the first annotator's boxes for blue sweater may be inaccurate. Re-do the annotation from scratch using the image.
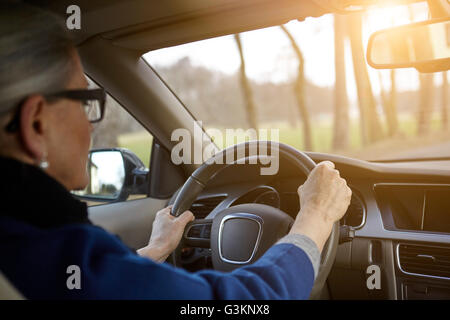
[0,156,315,299]
[0,217,314,299]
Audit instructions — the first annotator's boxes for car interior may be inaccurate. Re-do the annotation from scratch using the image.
[2,0,450,300]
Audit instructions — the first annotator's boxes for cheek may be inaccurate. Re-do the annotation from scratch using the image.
[55,108,91,169]
[69,106,92,148]
[78,111,93,169]
[46,105,92,190]
[75,112,92,168]
[67,112,92,189]
[79,118,91,150]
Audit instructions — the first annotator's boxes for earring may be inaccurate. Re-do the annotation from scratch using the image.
[38,151,49,170]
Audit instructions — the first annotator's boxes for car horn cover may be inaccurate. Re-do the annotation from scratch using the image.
[210,204,293,272]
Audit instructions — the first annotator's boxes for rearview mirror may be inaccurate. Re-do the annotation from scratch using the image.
[367,18,450,73]
[73,148,149,203]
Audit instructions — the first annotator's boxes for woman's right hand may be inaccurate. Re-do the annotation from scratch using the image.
[289,161,352,252]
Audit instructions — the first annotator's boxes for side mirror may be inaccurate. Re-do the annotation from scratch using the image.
[367,17,450,73]
[73,148,149,203]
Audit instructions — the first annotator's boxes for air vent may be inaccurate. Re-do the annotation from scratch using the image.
[397,244,450,279]
[190,196,226,218]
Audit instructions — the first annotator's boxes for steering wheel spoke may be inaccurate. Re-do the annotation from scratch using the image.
[183,219,213,248]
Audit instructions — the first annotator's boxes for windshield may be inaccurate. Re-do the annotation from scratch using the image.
[144,2,450,162]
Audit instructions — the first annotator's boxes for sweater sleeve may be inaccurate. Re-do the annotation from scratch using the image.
[77,227,317,300]
[0,223,317,300]
[276,234,321,279]
[195,243,316,299]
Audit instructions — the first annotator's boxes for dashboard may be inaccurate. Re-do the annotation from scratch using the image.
[171,153,450,300]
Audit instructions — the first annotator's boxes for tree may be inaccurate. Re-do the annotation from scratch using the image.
[417,73,434,135]
[91,96,129,149]
[407,6,434,136]
[332,14,349,150]
[347,12,384,145]
[280,25,313,151]
[378,14,399,138]
[234,33,258,130]
[442,71,448,130]
[379,70,399,137]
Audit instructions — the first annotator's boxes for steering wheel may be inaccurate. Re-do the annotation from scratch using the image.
[170,141,339,299]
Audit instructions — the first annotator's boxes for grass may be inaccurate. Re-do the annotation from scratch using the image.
[116,113,450,166]
[118,131,153,166]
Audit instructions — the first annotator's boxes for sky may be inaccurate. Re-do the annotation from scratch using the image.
[144,2,438,105]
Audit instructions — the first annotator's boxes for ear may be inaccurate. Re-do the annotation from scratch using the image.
[18,94,49,161]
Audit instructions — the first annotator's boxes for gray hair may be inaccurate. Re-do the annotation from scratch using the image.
[0,2,75,116]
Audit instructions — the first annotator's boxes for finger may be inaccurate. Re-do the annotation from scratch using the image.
[330,169,339,179]
[297,185,303,200]
[347,186,353,198]
[312,161,334,177]
[177,210,195,225]
[158,205,173,214]
[319,161,335,169]
[162,205,176,217]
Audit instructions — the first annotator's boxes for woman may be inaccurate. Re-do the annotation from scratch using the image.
[0,3,351,299]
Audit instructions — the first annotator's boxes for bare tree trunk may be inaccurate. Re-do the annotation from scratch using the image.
[280,25,312,150]
[417,73,434,135]
[347,12,384,144]
[389,70,399,135]
[379,70,399,137]
[407,6,434,136]
[234,34,258,130]
[332,14,349,150]
[442,71,448,130]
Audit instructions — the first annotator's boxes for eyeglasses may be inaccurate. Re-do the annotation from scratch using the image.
[4,88,106,132]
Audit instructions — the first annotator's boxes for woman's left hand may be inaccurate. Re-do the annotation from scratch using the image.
[137,205,194,262]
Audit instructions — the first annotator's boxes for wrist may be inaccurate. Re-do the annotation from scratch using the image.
[138,243,169,263]
[289,209,334,252]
